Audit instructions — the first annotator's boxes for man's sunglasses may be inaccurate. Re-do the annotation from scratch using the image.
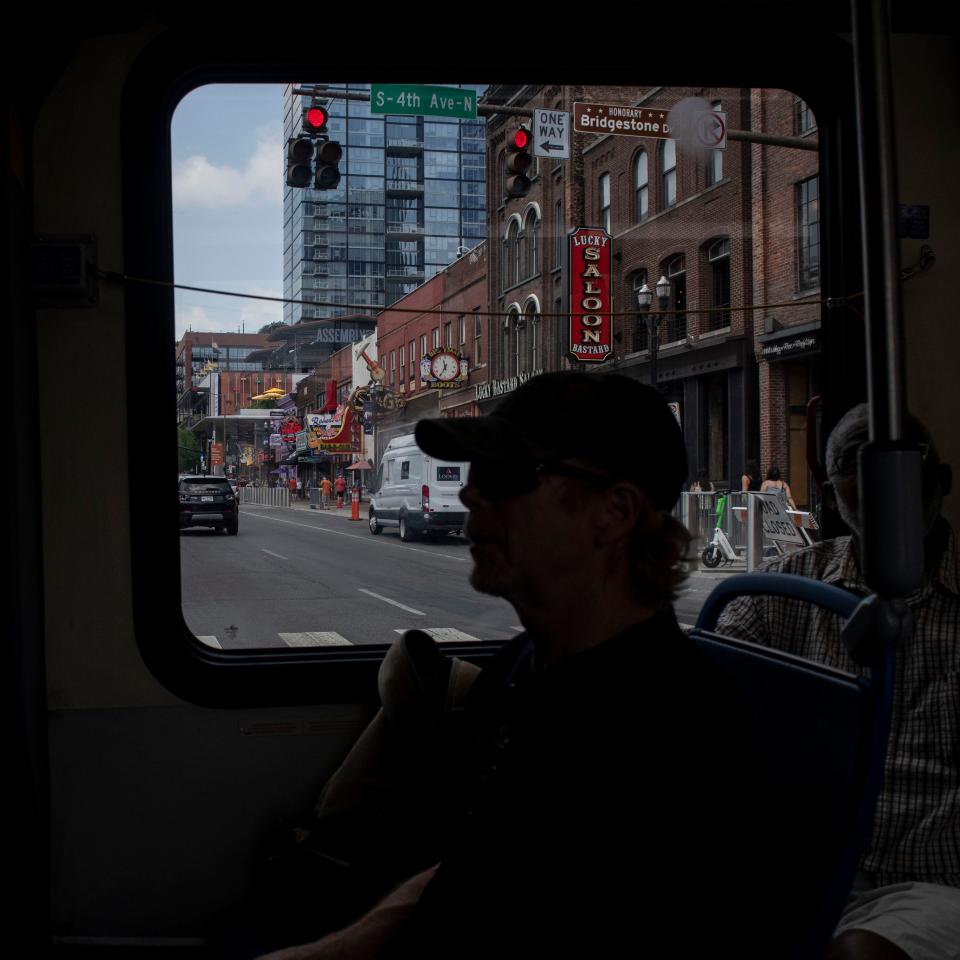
[467,459,620,500]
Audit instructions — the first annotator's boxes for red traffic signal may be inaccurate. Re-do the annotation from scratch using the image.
[304,103,329,135]
[505,125,533,198]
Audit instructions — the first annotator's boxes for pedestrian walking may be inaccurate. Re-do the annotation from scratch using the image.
[320,475,332,509]
[334,473,347,508]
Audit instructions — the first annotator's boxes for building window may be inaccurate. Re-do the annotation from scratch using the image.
[599,173,611,233]
[634,151,648,222]
[664,254,687,342]
[554,200,564,269]
[514,310,525,376]
[516,223,527,282]
[432,327,440,348]
[501,314,511,378]
[662,140,677,208]
[632,270,649,350]
[390,349,396,385]
[794,97,816,135]
[706,101,723,186]
[409,340,416,380]
[526,209,540,277]
[444,321,452,346]
[399,344,405,383]
[797,176,820,289]
[527,302,541,371]
[474,310,482,365]
[458,315,466,347]
[706,238,731,331]
[420,334,428,372]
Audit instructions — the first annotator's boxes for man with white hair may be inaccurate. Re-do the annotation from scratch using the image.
[717,404,960,960]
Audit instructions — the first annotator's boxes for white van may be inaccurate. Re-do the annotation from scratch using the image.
[368,433,469,541]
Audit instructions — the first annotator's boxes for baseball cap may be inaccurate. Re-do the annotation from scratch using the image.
[414,371,687,511]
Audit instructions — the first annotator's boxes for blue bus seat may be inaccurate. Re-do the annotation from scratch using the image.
[692,573,895,959]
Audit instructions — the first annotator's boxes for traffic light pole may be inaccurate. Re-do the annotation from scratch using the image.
[292,86,817,150]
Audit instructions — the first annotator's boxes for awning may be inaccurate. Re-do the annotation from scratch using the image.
[345,459,372,471]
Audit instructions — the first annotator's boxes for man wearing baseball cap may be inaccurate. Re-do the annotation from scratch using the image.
[259,372,783,959]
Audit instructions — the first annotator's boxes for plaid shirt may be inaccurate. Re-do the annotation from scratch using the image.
[716,524,960,887]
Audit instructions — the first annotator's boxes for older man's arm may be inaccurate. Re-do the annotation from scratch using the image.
[256,864,439,960]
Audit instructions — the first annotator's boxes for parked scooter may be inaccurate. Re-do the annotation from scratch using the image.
[701,493,740,568]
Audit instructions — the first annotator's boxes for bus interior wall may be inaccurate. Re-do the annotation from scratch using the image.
[4,5,959,953]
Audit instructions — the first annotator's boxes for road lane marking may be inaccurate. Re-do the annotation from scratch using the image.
[242,512,471,561]
[196,635,223,649]
[280,631,352,647]
[359,589,426,616]
[262,549,288,561]
[392,627,483,643]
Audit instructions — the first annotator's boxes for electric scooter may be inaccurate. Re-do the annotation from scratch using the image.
[701,493,740,568]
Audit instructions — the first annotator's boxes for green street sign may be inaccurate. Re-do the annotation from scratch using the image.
[370,84,477,120]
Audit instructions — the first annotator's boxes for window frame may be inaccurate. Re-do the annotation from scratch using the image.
[123,27,852,708]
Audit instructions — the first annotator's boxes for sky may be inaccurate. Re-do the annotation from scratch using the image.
[171,83,286,340]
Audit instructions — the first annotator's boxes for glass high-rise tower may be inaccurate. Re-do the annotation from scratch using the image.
[282,83,487,326]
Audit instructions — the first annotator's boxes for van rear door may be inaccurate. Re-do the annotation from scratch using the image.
[428,460,467,515]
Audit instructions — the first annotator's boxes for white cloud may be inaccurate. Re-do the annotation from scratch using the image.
[173,137,282,209]
[175,289,283,340]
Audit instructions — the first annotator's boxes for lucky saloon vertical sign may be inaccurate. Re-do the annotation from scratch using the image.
[569,227,613,363]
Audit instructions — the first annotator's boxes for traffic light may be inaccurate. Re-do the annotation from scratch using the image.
[286,137,313,188]
[314,139,343,190]
[303,103,329,136]
[505,125,533,198]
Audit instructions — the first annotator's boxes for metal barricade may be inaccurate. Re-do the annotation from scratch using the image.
[240,486,290,508]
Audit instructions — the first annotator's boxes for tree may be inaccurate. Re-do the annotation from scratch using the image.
[259,321,286,335]
[178,427,200,473]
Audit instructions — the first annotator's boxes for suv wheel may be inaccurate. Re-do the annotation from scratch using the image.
[369,509,383,535]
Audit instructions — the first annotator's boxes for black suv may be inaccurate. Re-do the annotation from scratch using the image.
[179,476,238,534]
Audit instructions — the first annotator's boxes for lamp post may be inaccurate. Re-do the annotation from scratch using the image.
[636,275,671,389]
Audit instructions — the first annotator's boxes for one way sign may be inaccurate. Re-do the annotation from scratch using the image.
[533,109,569,160]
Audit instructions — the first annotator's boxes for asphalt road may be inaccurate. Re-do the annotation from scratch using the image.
[180,501,742,650]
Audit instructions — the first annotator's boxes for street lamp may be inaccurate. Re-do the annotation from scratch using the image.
[636,275,671,389]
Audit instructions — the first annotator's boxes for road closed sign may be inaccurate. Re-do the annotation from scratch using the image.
[755,492,805,545]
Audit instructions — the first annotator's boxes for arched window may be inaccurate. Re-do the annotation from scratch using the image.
[706,101,723,186]
[706,237,731,330]
[661,140,677,208]
[527,211,540,277]
[526,300,541,371]
[516,225,526,285]
[599,173,611,233]
[503,218,521,291]
[513,310,525,376]
[554,200,564,268]
[632,270,649,350]
[663,254,686,341]
[634,151,649,222]
[502,310,515,378]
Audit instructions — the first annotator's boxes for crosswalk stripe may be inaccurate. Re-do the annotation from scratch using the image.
[196,635,223,649]
[392,627,483,643]
[280,631,353,647]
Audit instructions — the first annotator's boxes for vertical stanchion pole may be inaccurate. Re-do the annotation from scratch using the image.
[746,492,763,572]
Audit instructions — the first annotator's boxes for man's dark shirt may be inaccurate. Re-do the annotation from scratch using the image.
[393,610,780,957]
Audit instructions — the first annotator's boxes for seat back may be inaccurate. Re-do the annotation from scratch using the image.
[691,573,892,959]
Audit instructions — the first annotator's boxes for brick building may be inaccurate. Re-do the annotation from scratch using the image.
[373,241,488,459]
[750,89,821,507]
[482,83,819,501]
[582,85,758,489]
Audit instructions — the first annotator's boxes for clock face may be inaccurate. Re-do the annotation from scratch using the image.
[431,352,460,381]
